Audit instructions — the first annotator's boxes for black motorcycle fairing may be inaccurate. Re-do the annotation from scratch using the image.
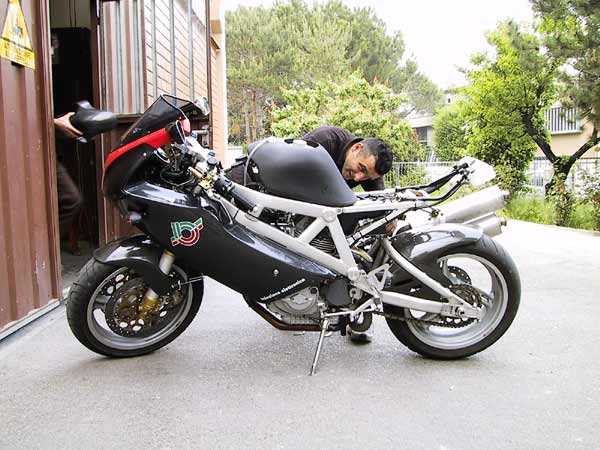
[120,182,337,302]
[120,95,202,146]
[389,223,484,291]
[249,139,357,207]
[93,235,176,295]
[103,144,156,200]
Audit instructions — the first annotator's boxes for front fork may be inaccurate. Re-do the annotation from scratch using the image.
[137,250,176,321]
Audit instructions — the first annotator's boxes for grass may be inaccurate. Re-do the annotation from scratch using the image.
[502,196,597,231]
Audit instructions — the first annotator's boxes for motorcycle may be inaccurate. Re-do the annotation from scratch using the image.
[67,94,520,374]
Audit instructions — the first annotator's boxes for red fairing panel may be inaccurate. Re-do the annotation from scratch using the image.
[104,119,191,170]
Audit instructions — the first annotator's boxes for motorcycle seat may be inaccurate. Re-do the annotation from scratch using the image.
[70,100,117,143]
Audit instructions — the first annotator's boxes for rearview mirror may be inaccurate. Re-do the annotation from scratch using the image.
[195,97,210,116]
[457,157,496,186]
[167,121,186,144]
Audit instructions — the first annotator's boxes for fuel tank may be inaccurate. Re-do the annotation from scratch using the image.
[248,138,357,207]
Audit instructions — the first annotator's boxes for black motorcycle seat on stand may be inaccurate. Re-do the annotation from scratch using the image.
[70,100,117,143]
[249,139,357,207]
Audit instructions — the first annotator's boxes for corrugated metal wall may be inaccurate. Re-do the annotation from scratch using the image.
[96,0,145,244]
[0,0,60,331]
[96,0,219,243]
[143,0,209,104]
[0,0,226,332]
[102,0,144,115]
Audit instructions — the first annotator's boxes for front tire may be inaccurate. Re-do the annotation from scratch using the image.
[385,235,520,359]
[67,258,203,357]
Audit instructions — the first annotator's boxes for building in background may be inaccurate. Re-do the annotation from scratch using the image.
[0,0,226,337]
[409,97,597,160]
[543,105,596,157]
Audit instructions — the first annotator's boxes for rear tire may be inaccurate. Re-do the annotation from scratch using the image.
[67,258,203,357]
[385,235,520,359]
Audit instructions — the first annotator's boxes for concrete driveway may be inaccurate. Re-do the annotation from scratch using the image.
[1,220,599,450]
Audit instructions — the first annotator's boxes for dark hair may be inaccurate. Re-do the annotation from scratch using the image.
[360,138,393,176]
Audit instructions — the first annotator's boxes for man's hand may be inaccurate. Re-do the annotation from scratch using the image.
[385,219,398,236]
[54,113,83,139]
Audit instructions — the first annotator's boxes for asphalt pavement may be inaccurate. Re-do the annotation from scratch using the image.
[1,220,599,450]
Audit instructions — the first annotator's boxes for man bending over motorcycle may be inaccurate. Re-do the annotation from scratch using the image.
[301,126,393,193]
[228,125,395,344]
[301,126,394,343]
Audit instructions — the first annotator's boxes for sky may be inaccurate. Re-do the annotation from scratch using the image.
[223,0,535,89]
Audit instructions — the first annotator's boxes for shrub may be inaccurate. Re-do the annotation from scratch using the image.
[503,196,554,224]
[269,74,423,162]
[433,102,469,162]
[385,165,427,188]
[579,171,600,231]
[503,195,596,230]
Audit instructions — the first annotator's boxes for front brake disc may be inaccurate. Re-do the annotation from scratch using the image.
[105,278,151,337]
[105,270,188,337]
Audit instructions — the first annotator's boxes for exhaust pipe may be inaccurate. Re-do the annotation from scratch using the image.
[406,186,509,237]
[465,213,505,237]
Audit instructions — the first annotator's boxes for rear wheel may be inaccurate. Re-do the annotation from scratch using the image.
[385,235,520,359]
[67,259,203,357]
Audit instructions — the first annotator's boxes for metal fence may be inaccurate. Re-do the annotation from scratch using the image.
[385,157,600,194]
[525,157,600,194]
[384,161,455,186]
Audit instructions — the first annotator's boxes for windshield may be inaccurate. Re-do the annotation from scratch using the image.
[120,95,197,145]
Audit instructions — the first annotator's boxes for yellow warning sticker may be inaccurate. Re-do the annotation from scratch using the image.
[0,0,35,69]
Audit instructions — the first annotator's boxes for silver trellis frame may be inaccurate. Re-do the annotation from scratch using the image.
[215,182,483,322]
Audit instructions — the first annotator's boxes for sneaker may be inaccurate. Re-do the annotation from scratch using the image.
[348,323,374,344]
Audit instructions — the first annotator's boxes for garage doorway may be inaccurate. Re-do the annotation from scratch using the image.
[49,0,99,287]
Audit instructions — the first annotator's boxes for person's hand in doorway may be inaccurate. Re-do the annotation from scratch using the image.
[54,112,83,139]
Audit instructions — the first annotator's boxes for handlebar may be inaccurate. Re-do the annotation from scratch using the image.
[213,175,259,213]
[395,161,469,194]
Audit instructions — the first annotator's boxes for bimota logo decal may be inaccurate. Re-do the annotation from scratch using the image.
[260,278,306,301]
[170,218,204,247]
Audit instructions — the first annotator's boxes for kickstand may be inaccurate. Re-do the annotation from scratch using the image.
[310,318,331,376]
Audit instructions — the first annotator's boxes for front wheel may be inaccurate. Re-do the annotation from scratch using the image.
[385,235,520,359]
[67,258,203,357]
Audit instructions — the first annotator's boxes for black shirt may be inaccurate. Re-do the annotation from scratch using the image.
[301,126,385,191]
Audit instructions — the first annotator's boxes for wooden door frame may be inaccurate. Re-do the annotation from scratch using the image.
[90,0,111,245]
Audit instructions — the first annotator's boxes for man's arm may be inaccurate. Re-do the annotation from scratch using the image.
[361,177,396,234]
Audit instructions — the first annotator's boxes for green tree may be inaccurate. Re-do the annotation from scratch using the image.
[226,5,289,143]
[226,1,442,143]
[318,2,443,114]
[226,1,350,143]
[315,2,443,113]
[395,59,444,116]
[269,74,422,162]
[433,102,470,161]
[530,0,600,179]
[462,21,555,194]
[317,1,404,85]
